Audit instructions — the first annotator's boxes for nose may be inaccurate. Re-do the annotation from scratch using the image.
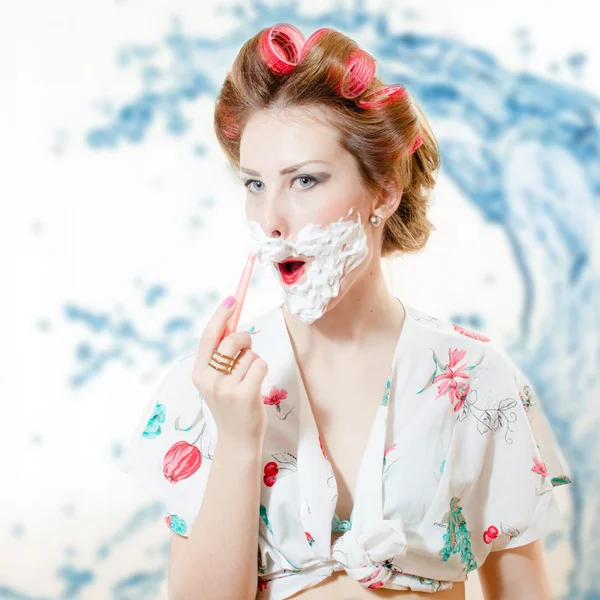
[258,190,289,240]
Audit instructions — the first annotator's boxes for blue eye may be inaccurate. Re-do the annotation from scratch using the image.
[243,175,321,193]
[292,175,320,190]
[244,180,264,193]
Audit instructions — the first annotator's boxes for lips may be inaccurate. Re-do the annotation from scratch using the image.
[277,259,306,285]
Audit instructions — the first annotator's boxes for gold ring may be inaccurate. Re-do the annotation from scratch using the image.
[208,349,237,374]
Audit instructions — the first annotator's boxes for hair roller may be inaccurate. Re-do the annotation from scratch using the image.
[357,84,407,109]
[411,133,424,153]
[336,47,376,99]
[259,23,306,76]
[383,132,424,160]
[298,27,335,62]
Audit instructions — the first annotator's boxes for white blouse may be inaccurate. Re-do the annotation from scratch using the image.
[118,299,572,598]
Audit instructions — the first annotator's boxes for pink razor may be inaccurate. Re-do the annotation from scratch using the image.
[218,252,256,344]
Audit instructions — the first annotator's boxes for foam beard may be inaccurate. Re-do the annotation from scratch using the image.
[244,206,369,324]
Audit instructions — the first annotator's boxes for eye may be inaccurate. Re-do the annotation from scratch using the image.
[243,175,321,193]
[292,175,320,190]
[244,179,264,193]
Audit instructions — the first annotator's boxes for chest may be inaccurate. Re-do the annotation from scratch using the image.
[298,354,393,540]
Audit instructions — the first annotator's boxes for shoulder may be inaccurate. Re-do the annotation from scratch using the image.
[403,302,525,408]
[405,303,491,343]
[405,301,501,360]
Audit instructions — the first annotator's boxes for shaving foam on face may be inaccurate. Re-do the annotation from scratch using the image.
[244,206,369,324]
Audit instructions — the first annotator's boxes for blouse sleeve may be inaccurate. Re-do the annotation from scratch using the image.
[464,346,572,555]
[117,350,216,539]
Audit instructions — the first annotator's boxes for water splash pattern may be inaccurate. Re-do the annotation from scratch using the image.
[18,1,595,599]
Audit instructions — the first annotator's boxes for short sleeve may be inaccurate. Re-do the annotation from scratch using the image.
[117,351,215,539]
[464,346,572,555]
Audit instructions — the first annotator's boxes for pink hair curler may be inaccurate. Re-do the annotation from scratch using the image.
[298,27,334,62]
[385,131,425,160]
[218,252,257,344]
[259,24,306,76]
[336,47,376,99]
[357,84,408,109]
[411,133,424,153]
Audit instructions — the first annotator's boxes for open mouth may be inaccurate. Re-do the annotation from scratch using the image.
[277,259,307,285]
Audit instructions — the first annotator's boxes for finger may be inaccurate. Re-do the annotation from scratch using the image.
[204,330,253,385]
[216,347,256,384]
[237,356,269,397]
[195,296,237,373]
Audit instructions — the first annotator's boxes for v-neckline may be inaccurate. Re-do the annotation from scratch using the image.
[276,297,414,556]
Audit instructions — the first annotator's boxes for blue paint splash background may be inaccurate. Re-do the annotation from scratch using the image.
[8,0,598,598]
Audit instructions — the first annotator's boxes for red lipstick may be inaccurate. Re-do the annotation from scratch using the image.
[277,259,306,286]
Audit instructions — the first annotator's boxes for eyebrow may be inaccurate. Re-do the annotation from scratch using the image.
[240,160,332,177]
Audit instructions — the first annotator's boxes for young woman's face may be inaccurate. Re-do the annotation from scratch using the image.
[239,106,383,281]
[240,107,371,240]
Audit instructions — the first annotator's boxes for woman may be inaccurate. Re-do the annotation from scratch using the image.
[118,24,572,600]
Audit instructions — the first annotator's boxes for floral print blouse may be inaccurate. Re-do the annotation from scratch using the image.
[118,299,572,598]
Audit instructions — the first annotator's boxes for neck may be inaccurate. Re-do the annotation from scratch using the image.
[281,258,405,353]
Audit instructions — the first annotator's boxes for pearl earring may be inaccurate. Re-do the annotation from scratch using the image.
[369,214,381,227]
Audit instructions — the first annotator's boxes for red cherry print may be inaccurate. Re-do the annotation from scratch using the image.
[263,475,277,487]
[483,525,499,544]
[264,461,279,476]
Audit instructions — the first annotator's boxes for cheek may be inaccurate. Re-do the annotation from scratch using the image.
[244,198,259,222]
[295,198,363,230]
[314,184,369,228]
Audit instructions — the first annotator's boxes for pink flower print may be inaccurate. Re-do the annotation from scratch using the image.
[433,349,470,404]
[305,531,315,547]
[262,386,294,420]
[453,382,470,413]
[357,565,384,586]
[483,525,499,544]
[263,461,279,487]
[163,441,202,483]
[519,385,534,412]
[417,348,484,405]
[319,435,328,460]
[383,443,399,472]
[532,456,548,479]
[262,386,288,406]
[452,324,491,342]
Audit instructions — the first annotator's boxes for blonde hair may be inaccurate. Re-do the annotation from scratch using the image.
[214,24,440,258]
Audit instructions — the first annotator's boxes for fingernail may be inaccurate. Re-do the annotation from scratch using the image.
[223,295,236,308]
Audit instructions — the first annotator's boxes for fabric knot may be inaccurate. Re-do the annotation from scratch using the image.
[330,518,408,588]
[332,512,352,533]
